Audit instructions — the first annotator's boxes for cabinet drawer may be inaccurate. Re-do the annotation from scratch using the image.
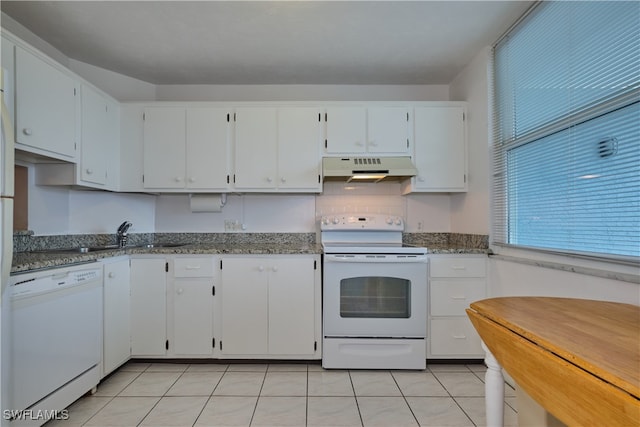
[173,258,215,277]
[430,257,486,278]
[429,317,483,356]
[430,280,486,316]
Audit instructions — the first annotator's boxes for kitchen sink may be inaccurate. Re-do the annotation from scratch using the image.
[31,245,121,254]
[30,243,186,254]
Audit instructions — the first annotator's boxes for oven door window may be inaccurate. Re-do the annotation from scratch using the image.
[340,276,411,318]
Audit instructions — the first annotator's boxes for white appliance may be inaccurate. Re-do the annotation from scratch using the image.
[322,156,417,183]
[321,214,428,370]
[1,67,16,426]
[9,264,102,426]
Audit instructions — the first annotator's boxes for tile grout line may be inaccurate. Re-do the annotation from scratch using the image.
[136,364,187,426]
[431,366,478,427]
[81,365,148,426]
[348,370,366,427]
[390,370,421,427]
[246,367,268,426]
[191,363,229,427]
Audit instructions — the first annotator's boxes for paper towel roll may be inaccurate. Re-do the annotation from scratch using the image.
[190,194,223,212]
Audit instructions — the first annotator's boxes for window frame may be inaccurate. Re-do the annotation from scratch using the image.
[489,1,640,265]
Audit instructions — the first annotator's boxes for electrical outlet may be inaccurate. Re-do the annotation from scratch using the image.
[224,220,243,231]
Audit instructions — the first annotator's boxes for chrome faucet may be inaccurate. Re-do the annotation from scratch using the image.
[116,221,132,248]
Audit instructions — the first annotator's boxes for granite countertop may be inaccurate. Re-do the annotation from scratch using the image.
[11,232,489,274]
[11,243,323,274]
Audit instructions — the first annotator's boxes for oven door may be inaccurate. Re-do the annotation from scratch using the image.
[323,253,427,338]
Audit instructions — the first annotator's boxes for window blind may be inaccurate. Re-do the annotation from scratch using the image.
[492,1,640,259]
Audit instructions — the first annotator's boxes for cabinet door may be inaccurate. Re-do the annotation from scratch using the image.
[130,258,167,356]
[325,106,367,154]
[119,105,145,192]
[143,107,186,189]
[103,259,130,375]
[80,85,108,185]
[186,108,229,190]
[104,97,120,190]
[234,107,277,189]
[220,258,268,354]
[172,280,214,356]
[367,107,410,153]
[15,46,77,159]
[268,258,316,355]
[413,106,466,191]
[277,107,322,190]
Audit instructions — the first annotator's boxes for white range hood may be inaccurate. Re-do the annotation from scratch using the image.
[322,156,417,183]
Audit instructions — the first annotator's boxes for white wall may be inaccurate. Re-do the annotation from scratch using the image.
[154,194,315,233]
[449,46,491,234]
[25,159,156,235]
[450,46,640,303]
[152,184,454,234]
[489,258,639,305]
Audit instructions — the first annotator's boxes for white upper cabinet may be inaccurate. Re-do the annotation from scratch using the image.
[404,105,467,193]
[80,84,120,187]
[325,106,410,155]
[233,107,278,190]
[234,106,322,192]
[143,107,186,189]
[277,107,322,191]
[186,108,230,191]
[143,106,230,191]
[367,107,410,153]
[324,106,367,154]
[119,104,145,192]
[15,46,78,161]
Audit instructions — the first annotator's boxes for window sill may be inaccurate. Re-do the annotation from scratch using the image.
[489,246,639,284]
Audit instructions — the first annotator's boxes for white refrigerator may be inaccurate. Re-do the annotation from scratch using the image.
[1,67,15,425]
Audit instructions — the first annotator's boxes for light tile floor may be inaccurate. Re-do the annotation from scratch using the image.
[47,362,518,427]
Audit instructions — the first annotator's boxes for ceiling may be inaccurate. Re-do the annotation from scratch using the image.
[1,1,533,85]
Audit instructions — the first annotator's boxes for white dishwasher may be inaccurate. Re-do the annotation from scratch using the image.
[9,263,102,426]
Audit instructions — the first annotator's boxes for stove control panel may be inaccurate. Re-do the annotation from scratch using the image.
[320,214,404,231]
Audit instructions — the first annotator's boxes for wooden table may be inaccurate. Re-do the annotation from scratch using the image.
[466,297,640,427]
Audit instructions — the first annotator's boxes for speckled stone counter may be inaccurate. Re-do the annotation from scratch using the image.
[12,233,321,274]
[12,232,489,274]
[403,232,489,254]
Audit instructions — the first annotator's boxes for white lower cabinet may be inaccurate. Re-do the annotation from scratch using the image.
[129,254,320,360]
[428,255,487,358]
[102,257,130,376]
[219,255,321,358]
[170,257,217,357]
[130,257,168,357]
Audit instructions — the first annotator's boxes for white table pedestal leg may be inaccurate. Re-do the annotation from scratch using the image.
[483,341,505,427]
